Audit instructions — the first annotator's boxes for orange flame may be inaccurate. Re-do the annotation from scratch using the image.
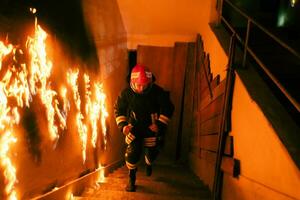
[0,15,109,199]
[0,131,18,200]
[0,41,13,71]
[96,83,108,148]
[97,164,106,183]
[67,69,88,163]
[0,42,19,200]
[26,23,63,141]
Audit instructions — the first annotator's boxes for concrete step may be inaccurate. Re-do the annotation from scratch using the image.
[81,176,210,198]
[75,189,210,200]
[110,164,207,186]
[78,162,211,199]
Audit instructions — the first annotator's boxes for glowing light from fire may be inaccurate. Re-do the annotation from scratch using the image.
[87,81,106,148]
[0,42,13,71]
[97,165,106,183]
[0,43,19,200]
[27,22,66,141]
[67,70,88,163]
[0,131,18,200]
[60,86,70,124]
[0,14,109,199]
[65,190,75,200]
[84,74,97,148]
[96,83,108,148]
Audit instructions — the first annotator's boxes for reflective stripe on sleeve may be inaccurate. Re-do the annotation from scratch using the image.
[116,115,127,125]
[125,133,136,144]
[158,114,170,125]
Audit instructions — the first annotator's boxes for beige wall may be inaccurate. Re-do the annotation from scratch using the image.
[223,75,300,200]
[117,0,228,79]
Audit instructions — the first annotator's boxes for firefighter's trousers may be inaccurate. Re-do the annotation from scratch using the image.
[125,134,159,169]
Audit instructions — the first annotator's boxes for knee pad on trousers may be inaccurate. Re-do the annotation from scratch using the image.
[125,140,142,165]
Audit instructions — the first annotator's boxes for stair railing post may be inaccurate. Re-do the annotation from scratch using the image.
[242,19,251,67]
[212,33,236,200]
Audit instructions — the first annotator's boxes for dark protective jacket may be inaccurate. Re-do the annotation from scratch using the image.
[114,84,174,138]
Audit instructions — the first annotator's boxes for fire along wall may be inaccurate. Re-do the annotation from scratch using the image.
[0,0,127,199]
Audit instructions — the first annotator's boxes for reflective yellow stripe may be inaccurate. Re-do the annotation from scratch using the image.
[125,133,136,144]
[126,161,137,169]
[116,115,127,124]
[144,142,156,147]
[131,72,140,79]
[144,137,156,142]
[127,133,136,140]
[144,137,156,147]
[125,137,131,144]
[158,114,170,125]
[145,156,151,165]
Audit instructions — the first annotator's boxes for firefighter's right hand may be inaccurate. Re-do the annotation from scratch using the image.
[122,124,133,135]
[148,124,159,133]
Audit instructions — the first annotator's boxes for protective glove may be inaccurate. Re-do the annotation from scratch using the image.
[123,124,136,144]
[122,124,133,135]
[148,124,159,134]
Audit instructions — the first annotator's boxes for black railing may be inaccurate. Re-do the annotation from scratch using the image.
[212,34,237,200]
[219,0,300,112]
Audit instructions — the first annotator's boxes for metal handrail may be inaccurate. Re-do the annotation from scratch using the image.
[224,0,300,59]
[221,0,300,112]
[212,34,237,200]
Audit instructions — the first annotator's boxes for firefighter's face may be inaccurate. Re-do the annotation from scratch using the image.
[132,82,149,94]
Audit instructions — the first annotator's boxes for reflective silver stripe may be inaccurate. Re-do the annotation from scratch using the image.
[144,137,156,147]
[145,155,151,165]
[144,142,156,147]
[125,133,136,144]
[131,72,140,79]
[125,137,131,144]
[144,137,156,142]
[116,115,127,124]
[126,161,137,169]
[127,133,135,140]
[158,114,170,125]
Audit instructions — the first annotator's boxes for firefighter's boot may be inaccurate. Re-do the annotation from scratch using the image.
[125,168,137,192]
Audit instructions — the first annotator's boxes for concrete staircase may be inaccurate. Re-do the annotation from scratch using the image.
[74,160,211,200]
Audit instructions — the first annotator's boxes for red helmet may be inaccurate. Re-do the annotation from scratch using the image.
[130,64,152,93]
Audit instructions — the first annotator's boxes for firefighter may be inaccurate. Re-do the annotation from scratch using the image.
[114,64,174,192]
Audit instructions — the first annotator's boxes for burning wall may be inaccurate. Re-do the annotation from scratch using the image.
[0,18,109,200]
[0,0,129,198]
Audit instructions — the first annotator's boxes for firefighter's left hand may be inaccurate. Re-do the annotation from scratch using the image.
[148,124,159,133]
